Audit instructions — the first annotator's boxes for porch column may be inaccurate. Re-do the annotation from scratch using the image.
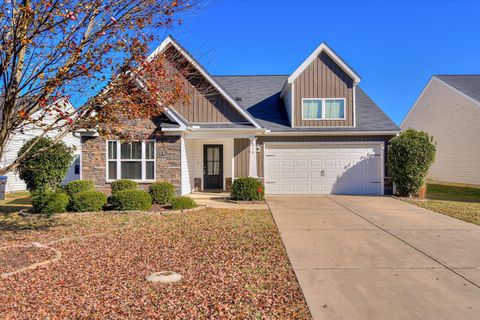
[248,137,257,177]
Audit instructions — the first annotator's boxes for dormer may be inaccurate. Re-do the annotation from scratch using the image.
[280,43,361,127]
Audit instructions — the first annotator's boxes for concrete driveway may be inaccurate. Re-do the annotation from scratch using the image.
[267,195,480,320]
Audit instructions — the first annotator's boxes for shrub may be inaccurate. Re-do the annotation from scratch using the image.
[171,196,197,210]
[16,137,74,193]
[70,190,107,212]
[387,129,436,197]
[64,180,95,198]
[150,182,175,205]
[230,177,265,201]
[110,189,152,211]
[111,179,138,194]
[32,191,69,216]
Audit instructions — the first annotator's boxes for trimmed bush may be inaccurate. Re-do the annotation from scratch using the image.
[150,182,175,205]
[230,177,265,201]
[64,180,95,198]
[110,189,152,211]
[71,190,107,212]
[111,179,138,194]
[32,191,69,216]
[16,137,74,193]
[387,129,436,197]
[171,196,197,210]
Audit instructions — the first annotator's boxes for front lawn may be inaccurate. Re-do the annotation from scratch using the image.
[0,192,32,214]
[405,184,480,225]
[0,209,311,319]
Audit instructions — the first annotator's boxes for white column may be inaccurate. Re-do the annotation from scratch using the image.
[248,137,257,177]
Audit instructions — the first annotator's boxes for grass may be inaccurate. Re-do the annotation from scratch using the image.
[0,209,311,319]
[405,184,480,225]
[0,192,32,214]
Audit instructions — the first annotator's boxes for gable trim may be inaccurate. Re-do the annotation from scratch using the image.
[148,36,263,129]
[286,42,361,87]
[400,76,480,128]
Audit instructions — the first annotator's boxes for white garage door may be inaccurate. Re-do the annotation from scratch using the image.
[265,143,384,195]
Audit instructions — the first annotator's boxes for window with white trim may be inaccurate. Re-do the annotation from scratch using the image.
[107,140,155,181]
[302,98,345,120]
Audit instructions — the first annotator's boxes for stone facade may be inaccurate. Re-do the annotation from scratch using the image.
[81,118,181,194]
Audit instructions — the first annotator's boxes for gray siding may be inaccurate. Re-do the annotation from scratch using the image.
[401,78,480,186]
[293,52,354,127]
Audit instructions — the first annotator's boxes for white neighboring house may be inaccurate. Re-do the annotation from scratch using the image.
[401,75,480,187]
[2,99,82,192]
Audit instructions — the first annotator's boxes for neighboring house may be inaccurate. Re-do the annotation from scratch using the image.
[80,36,399,196]
[401,75,480,187]
[2,99,82,192]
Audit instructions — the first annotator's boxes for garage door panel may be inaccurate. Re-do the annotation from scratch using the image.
[265,144,383,195]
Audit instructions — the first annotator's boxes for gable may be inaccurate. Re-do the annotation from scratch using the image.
[148,37,261,127]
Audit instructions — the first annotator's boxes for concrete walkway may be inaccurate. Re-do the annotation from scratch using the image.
[189,192,268,209]
[267,195,480,320]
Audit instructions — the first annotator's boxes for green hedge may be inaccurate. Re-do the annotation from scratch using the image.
[111,179,138,194]
[230,177,264,201]
[110,189,152,211]
[150,182,175,205]
[70,190,107,212]
[64,180,95,198]
[387,129,436,197]
[32,191,69,216]
[171,196,197,210]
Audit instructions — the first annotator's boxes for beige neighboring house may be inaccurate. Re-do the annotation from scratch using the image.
[2,99,82,192]
[401,75,480,187]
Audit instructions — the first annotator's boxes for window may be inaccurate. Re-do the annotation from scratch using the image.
[107,140,155,181]
[301,98,346,120]
[74,155,81,175]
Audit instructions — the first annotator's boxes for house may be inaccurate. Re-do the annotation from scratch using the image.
[401,75,480,187]
[80,36,399,196]
[2,99,82,192]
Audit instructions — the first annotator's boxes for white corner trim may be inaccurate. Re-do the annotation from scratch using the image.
[248,137,258,177]
[287,43,361,85]
[291,82,295,127]
[353,85,357,128]
[147,36,263,129]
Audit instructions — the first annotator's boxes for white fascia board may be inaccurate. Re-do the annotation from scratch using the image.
[287,43,361,85]
[164,107,188,128]
[259,130,398,136]
[147,36,263,129]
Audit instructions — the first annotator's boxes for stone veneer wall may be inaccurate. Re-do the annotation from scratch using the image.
[81,134,182,195]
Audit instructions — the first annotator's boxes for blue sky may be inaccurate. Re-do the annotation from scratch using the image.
[159,0,480,125]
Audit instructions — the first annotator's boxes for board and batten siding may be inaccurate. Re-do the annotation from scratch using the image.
[164,44,247,124]
[401,78,480,186]
[234,138,249,178]
[293,52,354,127]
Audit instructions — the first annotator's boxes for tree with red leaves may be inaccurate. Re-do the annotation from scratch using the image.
[0,0,195,176]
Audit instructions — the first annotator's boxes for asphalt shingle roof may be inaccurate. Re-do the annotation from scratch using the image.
[213,75,399,132]
[435,75,480,103]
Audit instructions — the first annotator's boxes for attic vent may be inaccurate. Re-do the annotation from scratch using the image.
[235,97,242,101]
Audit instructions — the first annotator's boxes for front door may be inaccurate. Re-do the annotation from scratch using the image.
[203,145,223,190]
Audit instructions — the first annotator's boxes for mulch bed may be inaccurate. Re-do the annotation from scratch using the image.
[0,209,311,319]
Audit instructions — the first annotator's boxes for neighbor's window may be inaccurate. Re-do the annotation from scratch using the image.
[302,98,345,120]
[302,99,323,119]
[107,140,155,181]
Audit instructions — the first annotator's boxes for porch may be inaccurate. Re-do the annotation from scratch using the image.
[180,134,258,195]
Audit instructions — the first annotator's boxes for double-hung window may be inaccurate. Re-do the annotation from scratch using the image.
[302,98,345,120]
[107,140,155,181]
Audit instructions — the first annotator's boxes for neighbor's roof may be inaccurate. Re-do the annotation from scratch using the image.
[435,75,480,103]
[213,75,400,132]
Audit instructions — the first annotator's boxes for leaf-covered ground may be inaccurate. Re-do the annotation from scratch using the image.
[0,209,311,319]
